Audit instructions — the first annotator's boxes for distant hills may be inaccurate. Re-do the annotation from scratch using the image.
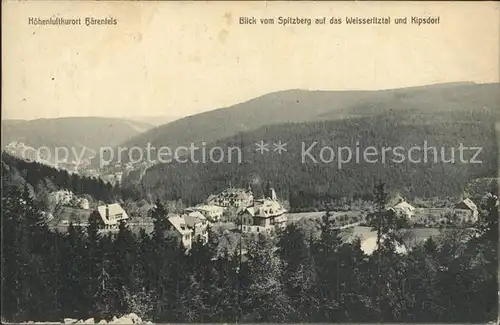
[115,82,499,162]
[1,117,154,159]
[125,115,183,127]
[3,82,498,207]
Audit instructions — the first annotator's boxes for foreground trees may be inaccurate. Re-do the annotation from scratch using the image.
[1,180,498,322]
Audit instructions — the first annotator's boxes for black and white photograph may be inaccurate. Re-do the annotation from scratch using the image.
[2,1,499,324]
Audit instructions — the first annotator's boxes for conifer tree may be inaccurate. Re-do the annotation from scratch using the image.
[210,249,240,322]
[22,184,53,319]
[313,207,344,321]
[366,181,410,321]
[60,222,87,318]
[278,224,318,321]
[82,211,104,316]
[93,233,118,319]
[2,185,31,321]
[242,233,291,322]
[151,199,168,244]
[114,221,136,287]
[124,228,154,320]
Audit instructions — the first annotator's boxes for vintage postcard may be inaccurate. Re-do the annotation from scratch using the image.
[2,1,499,324]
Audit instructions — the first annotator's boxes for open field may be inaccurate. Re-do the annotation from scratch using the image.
[286,210,365,223]
[343,226,441,241]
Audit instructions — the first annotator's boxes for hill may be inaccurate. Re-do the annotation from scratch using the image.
[125,108,498,209]
[114,82,499,164]
[125,115,183,126]
[1,117,154,159]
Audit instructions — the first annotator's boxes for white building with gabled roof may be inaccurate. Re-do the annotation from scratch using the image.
[390,197,416,219]
[187,204,224,222]
[184,211,210,244]
[168,214,193,250]
[206,186,254,209]
[454,198,479,223]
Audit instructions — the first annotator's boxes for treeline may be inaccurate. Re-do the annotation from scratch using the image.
[2,179,498,323]
[130,113,497,209]
[1,153,141,204]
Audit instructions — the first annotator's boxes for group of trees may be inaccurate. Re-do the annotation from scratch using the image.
[2,176,498,323]
[132,113,497,209]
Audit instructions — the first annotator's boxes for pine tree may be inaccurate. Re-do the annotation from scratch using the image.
[151,199,169,244]
[2,185,31,321]
[367,181,389,321]
[112,220,137,312]
[176,274,205,322]
[34,180,50,211]
[93,234,117,319]
[404,240,441,322]
[337,238,376,321]
[478,193,498,244]
[278,223,318,321]
[423,236,438,254]
[23,184,53,319]
[313,207,343,321]
[60,223,87,318]
[22,184,50,252]
[1,183,55,320]
[366,181,411,321]
[210,249,240,322]
[128,228,155,320]
[82,211,104,316]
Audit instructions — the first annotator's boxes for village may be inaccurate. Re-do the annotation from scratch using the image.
[9,139,485,250]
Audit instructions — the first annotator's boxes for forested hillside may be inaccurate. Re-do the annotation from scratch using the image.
[1,153,139,204]
[113,82,499,164]
[129,109,497,209]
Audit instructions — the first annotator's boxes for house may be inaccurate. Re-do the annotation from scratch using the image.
[184,211,210,244]
[187,205,224,222]
[168,214,193,250]
[206,186,254,209]
[96,203,129,230]
[391,197,416,219]
[168,211,211,248]
[454,198,479,223]
[239,188,287,233]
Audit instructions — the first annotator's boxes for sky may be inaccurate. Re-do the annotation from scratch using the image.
[2,1,499,120]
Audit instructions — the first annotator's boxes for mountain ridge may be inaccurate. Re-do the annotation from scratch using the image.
[1,117,155,156]
[113,82,498,161]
